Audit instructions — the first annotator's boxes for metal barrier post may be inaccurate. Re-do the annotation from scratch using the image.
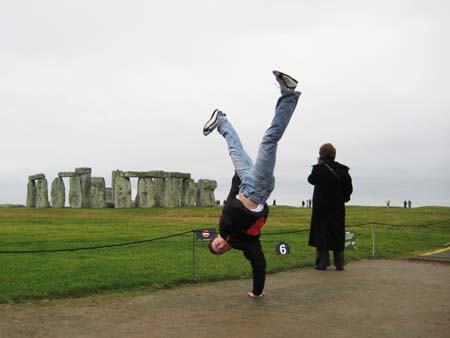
[192,230,196,282]
[370,221,375,257]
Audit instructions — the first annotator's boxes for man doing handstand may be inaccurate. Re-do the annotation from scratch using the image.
[203,70,301,298]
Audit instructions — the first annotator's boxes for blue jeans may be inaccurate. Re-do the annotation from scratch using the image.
[217,89,301,205]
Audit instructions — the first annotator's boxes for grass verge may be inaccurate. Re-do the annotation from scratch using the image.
[0,206,448,303]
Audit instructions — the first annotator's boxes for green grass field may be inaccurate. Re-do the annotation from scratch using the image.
[0,206,449,303]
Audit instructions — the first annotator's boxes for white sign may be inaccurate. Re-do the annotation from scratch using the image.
[345,231,357,249]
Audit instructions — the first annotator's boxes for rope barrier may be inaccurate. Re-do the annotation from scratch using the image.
[262,219,449,237]
[0,218,448,255]
[263,228,309,236]
[346,222,372,228]
[0,230,192,254]
[372,219,450,227]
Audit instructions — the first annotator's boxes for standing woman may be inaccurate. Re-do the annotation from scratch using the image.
[308,143,353,270]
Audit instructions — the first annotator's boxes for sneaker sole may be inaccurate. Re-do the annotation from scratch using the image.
[203,109,221,136]
[247,291,265,299]
[273,70,298,90]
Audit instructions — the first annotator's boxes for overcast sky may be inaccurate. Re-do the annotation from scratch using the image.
[1,0,449,207]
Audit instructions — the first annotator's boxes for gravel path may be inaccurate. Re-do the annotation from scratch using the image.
[1,259,449,338]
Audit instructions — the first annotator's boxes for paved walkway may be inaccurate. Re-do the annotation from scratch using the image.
[415,246,450,263]
[1,259,449,338]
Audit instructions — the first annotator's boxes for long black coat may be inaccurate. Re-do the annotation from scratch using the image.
[308,160,353,251]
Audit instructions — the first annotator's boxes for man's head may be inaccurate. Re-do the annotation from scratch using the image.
[319,143,336,161]
[208,234,232,255]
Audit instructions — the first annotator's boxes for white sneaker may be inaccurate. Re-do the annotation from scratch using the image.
[273,70,298,90]
[203,109,225,136]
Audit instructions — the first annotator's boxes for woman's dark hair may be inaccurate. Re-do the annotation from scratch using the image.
[319,143,336,161]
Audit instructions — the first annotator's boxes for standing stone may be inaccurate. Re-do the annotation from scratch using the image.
[111,170,121,205]
[154,177,165,207]
[35,178,50,208]
[182,178,196,207]
[26,179,36,208]
[105,188,113,208]
[90,177,106,208]
[137,177,156,208]
[69,176,82,208]
[51,177,65,208]
[163,177,182,207]
[114,176,132,208]
[196,179,217,207]
[76,167,92,208]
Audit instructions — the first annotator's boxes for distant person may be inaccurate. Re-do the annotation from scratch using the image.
[273,199,277,207]
[403,200,407,208]
[308,143,353,271]
[205,70,301,298]
[386,200,390,208]
[408,200,412,208]
[302,200,305,208]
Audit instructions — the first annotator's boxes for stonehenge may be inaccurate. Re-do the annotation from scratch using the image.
[50,177,65,208]
[76,167,92,208]
[91,177,106,208]
[26,168,217,209]
[196,179,218,207]
[26,179,37,208]
[136,177,155,208]
[26,174,49,208]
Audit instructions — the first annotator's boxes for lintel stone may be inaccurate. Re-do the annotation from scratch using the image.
[168,172,191,179]
[58,172,79,177]
[29,174,45,181]
[75,167,92,174]
[120,171,191,179]
[121,171,168,178]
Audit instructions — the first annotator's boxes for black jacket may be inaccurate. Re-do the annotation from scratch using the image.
[219,173,269,242]
[308,160,353,251]
[219,173,268,295]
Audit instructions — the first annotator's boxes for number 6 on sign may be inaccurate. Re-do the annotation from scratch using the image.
[276,241,291,255]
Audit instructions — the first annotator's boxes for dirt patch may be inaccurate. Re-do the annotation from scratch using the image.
[1,259,449,338]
